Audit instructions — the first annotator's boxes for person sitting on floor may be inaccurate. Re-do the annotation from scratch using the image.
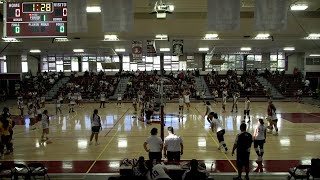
[132,156,148,178]
[182,159,208,180]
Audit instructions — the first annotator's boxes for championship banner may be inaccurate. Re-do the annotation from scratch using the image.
[172,40,183,56]
[101,0,134,32]
[132,41,143,61]
[207,0,240,31]
[147,40,157,57]
[67,0,87,33]
[254,0,288,31]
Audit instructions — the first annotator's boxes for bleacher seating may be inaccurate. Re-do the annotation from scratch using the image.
[57,71,119,100]
[123,70,196,100]
[20,72,61,100]
[266,74,308,97]
[204,70,266,98]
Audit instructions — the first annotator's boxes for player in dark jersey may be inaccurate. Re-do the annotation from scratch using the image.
[232,123,253,180]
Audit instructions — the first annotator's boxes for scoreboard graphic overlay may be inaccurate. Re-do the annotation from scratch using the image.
[3,2,67,38]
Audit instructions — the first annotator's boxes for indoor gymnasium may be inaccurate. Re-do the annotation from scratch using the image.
[0,0,320,180]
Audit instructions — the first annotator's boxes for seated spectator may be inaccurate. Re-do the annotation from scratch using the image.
[49,77,55,84]
[133,156,148,178]
[145,160,171,180]
[182,159,208,180]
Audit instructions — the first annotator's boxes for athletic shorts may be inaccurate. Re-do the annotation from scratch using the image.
[92,126,100,133]
[179,106,183,110]
[272,119,278,123]
[237,154,250,169]
[254,140,265,148]
[244,110,250,115]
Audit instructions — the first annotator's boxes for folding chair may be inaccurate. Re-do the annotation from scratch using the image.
[288,164,310,180]
[28,163,50,180]
[13,164,31,180]
[0,164,14,180]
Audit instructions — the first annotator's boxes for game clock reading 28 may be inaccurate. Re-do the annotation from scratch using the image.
[4,2,67,38]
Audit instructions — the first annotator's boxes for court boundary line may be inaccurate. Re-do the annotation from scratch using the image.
[84,108,130,177]
[193,107,238,173]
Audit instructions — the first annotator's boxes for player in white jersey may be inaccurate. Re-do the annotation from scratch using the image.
[28,104,37,130]
[205,101,214,117]
[69,93,76,113]
[41,110,50,142]
[253,119,266,162]
[231,91,240,113]
[207,112,228,153]
[243,97,251,123]
[212,89,219,104]
[132,97,138,118]
[222,89,228,113]
[99,92,106,108]
[117,93,122,107]
[178,95,184,120]
[17,97,24,117]
[77,92,82,107]
[201,91,206,105]
[40,96,46,108]
[183,91,191,110]
[56,99,62,115]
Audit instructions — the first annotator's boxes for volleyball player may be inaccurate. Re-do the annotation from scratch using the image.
[222,89,228,113]
[69,93,76,113]
[212,89,219,104]
[178,95,184,121]
[243,97,251,123]
[17,97,24,117]
[207,112,228,153]
[117,93,122,107]
[201,91,206,105]
[145,101,154,125]
[40,95,46,108]
[139,97,146,121]
[267,101,278,136]
[184,91,191,110]
[205,101,213,118]
[99,92,106,108]
[89,109,102,146]
[231,91,240,113]
[77,92,83,107]
[56,98,62,115]
[253,119,266,163]
[41,110,50,142]
[28,104,37,130]
[132,96,138,118]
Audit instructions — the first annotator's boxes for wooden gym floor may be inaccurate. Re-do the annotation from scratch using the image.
[0,100,320,174]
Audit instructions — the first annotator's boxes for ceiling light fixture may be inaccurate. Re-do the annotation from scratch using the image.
[160,48,170,52]
[283,47,295,51]
[198,48,209,52]
[2,37,20,42]
[290,4,308,11]
[73,49,84,53]
[309,54,320,57]
[54,38,69,42]
[203,34,219,40]
[241,47,251,51]
[254,33,270,40]
[305,33,320,40]
[103,35,119,41]
[155,34,168,40]
[115,48,125,52]
[86,6,101,13]
[29,49,41,53]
